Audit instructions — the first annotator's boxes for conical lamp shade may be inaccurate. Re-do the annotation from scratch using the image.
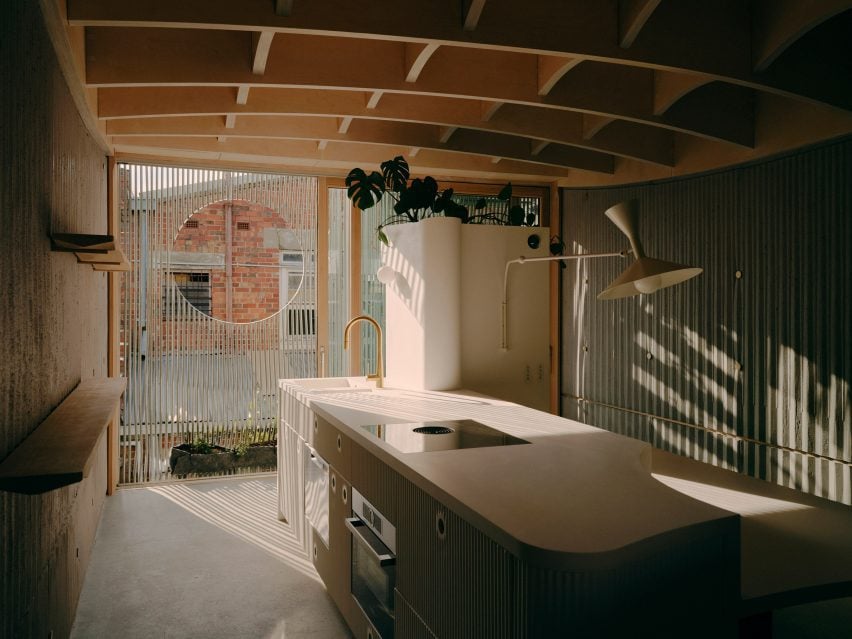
[597,256,702,300]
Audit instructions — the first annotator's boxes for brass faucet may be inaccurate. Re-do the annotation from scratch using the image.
[343,315,384,388]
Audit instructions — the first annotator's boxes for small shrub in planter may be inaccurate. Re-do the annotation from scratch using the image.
[169,437,277,477]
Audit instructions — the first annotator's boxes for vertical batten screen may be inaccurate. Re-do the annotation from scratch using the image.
[561,138,852,505]
[118,164,318,484]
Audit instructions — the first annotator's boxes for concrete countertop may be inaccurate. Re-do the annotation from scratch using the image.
[280,381,738,570]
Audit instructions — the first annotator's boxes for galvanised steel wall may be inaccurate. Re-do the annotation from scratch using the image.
[561,138,851,505]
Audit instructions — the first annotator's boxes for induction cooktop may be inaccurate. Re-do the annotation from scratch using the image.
[359,419,530,453]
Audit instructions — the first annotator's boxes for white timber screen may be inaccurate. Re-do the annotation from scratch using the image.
[118,164,318,483]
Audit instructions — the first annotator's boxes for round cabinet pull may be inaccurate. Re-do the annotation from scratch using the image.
[436,511,447,541]
[331,474,337,492]
[314,419,318,433]
[336,434,342,452]
[313,544,318,559]
[342,485,348,504]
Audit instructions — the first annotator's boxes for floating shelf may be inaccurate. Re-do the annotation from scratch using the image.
[50,233,130,271]
[0,378,126,494]
[51,232,114,253]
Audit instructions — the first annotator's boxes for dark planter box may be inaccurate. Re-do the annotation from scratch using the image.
[169,444,277,476]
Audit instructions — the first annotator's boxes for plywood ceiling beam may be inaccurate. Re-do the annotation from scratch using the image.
[69,0,851,112]
[105,115,615,173]
[663,82,756,150]
[618,0,662,48]
[653,70,713,115]
[463,0,487,31]
[405,42,440,83]
[438,125,457,144]
[68,0,741,79]
[84,30,751,147]
[480,100,504,122]
[252,31,275,75]
[111,135,574,179]
[752,0,850,71]
[537,56,583,96]
[97,87,676,166]
[582,114,615,140]
[337,116,353,134]
[530,140,550,156]
[366,90,383,109]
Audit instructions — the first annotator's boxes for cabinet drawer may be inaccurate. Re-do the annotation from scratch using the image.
[315,416,351,477]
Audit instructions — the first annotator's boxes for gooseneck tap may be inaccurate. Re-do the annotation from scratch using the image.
[343,315,384,388]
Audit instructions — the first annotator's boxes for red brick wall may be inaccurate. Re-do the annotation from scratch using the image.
[172,199,288,323]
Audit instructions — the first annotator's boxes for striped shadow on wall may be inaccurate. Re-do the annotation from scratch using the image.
[561,137,851,505]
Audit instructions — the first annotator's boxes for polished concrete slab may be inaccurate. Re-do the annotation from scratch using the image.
[71,475,351,639]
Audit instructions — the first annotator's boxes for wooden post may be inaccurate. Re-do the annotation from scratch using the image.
[106,157,120,494]
[548,182,561,415]
[348,194,362,376]
[316,178,330,376]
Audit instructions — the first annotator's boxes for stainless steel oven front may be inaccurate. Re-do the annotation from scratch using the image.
[346,488,396,639]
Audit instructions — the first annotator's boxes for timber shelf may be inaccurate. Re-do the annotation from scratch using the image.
[50,233,130,271]
[0,377,126,494]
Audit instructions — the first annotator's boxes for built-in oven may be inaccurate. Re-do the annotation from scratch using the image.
[346,488,396,639]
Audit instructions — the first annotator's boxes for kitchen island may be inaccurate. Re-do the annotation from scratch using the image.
[278,379,740,638]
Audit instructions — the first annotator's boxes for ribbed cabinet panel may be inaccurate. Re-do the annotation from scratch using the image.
[395,592,438,639]
[395,480,526,639]
[350,443,401,523]
[562,138,852,505]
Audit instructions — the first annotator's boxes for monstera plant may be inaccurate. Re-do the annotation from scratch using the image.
[345,156,535,243]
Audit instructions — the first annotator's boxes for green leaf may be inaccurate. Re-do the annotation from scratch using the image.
[497,183,512,201]
[380,156,410,192]
[377,226,389,245]
[345,169,385,210]
[508,204,525,226]
[475,198,487,210]
[444,201,469,223]
[549,236,565,255]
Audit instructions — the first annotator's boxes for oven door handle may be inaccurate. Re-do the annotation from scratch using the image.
[345,517,396,566]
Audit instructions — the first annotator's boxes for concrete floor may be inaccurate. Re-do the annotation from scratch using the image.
[71,475,851,638]
[71,475,351,639]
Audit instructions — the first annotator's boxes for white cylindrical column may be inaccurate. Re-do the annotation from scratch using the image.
[382,217,462,390]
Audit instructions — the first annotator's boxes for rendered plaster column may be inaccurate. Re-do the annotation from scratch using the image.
[382,217,462,390]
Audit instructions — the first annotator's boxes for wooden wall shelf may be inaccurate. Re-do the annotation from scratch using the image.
[0,378,126,494]
[51,232,114,253]
[50,233,130,271]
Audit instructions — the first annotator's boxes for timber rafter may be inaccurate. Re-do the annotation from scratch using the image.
[60,0,852,184]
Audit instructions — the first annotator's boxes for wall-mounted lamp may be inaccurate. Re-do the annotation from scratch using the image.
[502,200,702,349]
[596,200,703,300]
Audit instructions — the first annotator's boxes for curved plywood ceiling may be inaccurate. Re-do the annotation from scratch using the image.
[58,0,852,185]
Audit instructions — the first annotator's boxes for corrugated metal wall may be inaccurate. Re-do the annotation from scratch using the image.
[561,138,852,505]
[0,1,110,636]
